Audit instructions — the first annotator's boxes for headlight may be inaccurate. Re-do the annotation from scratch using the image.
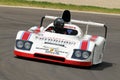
[16,40,33,50]
[72,49,82,59]
[16,40,24,49]
[74,50,81,58]
[82,51,90,59]
[24,42,31,50]
[72,49,91,60]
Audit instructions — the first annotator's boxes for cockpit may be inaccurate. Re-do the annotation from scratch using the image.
[45,23,83,37]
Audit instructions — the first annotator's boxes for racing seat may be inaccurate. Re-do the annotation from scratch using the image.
[62,10,71,23]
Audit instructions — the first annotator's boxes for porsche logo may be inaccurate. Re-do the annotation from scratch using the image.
[44,47,59,55]
[50,48,54,52]
[49,48,59,55]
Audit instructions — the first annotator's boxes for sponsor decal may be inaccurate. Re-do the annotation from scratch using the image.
[45,42,65,47]
[35,36,76,45]
[46,48,59,55]
[36,46,68,54]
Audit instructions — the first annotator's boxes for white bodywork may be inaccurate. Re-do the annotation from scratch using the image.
[14,15,106,66]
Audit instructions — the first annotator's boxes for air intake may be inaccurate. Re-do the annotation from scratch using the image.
[34,53,65,62]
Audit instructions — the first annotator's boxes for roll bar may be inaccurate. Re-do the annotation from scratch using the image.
[40,15,107,38]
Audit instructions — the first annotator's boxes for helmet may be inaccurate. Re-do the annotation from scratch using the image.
[54,18,64,29]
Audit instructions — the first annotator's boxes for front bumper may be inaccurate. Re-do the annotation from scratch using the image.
[14,50,92,66]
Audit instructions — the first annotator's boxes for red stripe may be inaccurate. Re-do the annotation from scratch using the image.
[90,35,98,41]
[22,32,30,40]
[81,40,88,50]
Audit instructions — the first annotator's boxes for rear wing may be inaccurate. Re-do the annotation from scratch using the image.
[40,16,107,39]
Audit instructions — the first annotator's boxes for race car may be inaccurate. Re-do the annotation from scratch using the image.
[14,10,107,66]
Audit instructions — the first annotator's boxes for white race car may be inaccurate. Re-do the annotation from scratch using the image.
[14,10,107,66]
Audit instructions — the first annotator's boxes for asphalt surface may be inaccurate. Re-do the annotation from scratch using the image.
[0,6,120,80]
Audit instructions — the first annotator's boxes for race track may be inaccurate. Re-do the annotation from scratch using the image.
[0,6,120,80]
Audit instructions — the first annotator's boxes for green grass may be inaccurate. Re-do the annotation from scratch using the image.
[0,0,120,14]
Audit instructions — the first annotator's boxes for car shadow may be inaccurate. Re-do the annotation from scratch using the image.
[15,56,113,70]
[89,61,113,70]
[61,61,113,70]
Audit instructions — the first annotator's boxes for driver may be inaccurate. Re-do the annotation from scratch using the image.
[53,18,66,34]
[46,18,74,35]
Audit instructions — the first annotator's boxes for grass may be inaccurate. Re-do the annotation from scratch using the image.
[0,0,120,14]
